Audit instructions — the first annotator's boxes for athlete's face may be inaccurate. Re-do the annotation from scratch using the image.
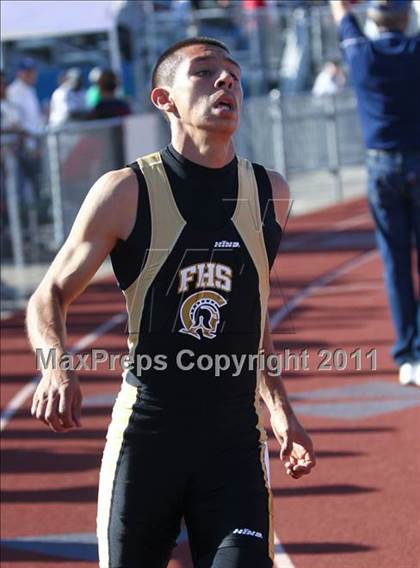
[160,45,243,135]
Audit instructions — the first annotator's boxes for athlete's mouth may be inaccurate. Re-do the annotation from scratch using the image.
[213,95,236,111]
[215,101,233,110]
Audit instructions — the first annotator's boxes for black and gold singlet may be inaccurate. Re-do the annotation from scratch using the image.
[110,144,282,439]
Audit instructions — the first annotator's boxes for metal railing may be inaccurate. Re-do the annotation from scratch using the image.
[1,118,127,309]
[236,88,364,199]
[47,117,126,247]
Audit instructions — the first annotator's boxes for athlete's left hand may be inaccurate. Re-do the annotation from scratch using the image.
[270,409,316,479]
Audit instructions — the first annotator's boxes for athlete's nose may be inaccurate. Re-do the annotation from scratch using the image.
[215,70,234,90]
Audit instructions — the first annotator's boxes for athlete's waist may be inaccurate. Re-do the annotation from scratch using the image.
[116,372,265,443]
[124,370,258,406]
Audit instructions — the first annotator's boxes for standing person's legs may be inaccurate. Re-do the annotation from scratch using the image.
[19,147,41,207]
[366,150,417,366]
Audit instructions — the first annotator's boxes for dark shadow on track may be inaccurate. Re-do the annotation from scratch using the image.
[271,484,377,497]
[284,541,374,554]
[1,542,97,562]
[1,485,97,503]
[2,428,107,440]
[2,449,101,474]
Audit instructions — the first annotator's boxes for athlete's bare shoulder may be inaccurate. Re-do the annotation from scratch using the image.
[265,169,290,200]
[87,165,139,242]
[93,166,137,206]
[265,169,290,229]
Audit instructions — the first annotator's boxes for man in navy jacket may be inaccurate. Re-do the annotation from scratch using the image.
[330,0,420,386]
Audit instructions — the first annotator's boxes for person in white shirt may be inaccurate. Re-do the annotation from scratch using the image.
[7,58,44,149]
[0,70,22,142]
[6,58,44,209]
[312,59,346,97]
[49,68,87,128]
[1,69,24,275]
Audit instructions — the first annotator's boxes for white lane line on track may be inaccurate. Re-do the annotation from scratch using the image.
[274,535,296,568]
[309,281,381,295]
[333,212,371,230]
[270,249,378,331]
[265,443,295,568]
[281,211,371,250]
[0,312,126,431]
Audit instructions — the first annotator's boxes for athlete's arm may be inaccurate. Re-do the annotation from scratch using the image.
[329,0,353,25]
[260,315,316,479]
[265,169,290,231]
[27,168,138,432]
[261,170,316,478]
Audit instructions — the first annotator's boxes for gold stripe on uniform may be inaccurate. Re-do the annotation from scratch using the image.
[233,158,270,440]
[123,152,186,360]
[262,442,275,561]
[234,158,273,559]
[97,379,138,568]
[233,158,270,350]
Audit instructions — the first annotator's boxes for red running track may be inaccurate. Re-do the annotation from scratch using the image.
[1,197,420,568]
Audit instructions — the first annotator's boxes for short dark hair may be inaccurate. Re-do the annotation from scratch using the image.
[151,36,230,90]
[98,69,118,92]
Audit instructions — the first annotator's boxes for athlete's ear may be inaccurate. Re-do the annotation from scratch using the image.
[150,87,177,115]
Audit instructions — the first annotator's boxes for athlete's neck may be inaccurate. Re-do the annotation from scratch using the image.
[170,131,235,169]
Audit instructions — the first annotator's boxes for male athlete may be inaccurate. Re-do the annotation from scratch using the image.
[27,38,316,568]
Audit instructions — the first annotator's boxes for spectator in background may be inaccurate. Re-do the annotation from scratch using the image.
[89,69,130,120]
[312,59,346,97]
[0,70,22,139]
[49,68,87,127]
[6,58,44,145]
[1,70,22,241]
[7,58,44,211]
[330,0,420,386]
[1,72,21,298]
[86,66,102,109]
[88,69,130,167]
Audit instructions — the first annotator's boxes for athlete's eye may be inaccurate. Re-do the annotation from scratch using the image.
[195,69,212,77]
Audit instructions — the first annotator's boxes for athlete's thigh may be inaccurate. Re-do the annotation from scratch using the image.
[185,442,273,568]
[97,381,184,568]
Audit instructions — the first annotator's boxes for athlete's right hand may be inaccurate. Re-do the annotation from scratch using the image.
[31,370,82,432]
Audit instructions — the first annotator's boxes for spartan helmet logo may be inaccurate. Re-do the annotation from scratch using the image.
[179,290,227,340]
